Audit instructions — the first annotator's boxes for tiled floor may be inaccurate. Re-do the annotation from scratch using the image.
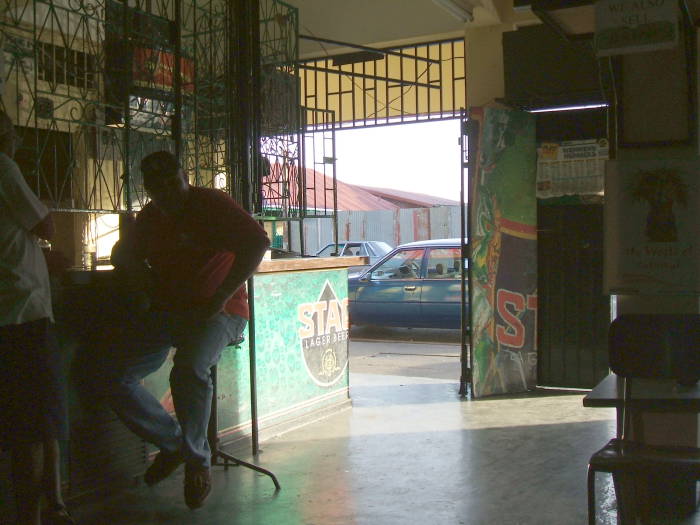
[70,370,622,525]
[8,331,699,524]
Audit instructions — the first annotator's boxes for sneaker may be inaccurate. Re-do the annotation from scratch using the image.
[184,464,212,509]
[144,450,184,486]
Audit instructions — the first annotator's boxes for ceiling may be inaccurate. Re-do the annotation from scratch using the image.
[285,0,513,59]
[286,0,700,60]
[284,0,700,121]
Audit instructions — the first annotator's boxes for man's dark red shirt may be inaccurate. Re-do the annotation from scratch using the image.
[134,186,268,319]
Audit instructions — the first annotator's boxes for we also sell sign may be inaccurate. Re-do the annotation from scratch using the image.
[595,0,678,56]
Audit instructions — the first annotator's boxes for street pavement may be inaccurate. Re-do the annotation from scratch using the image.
[348,326,466,381]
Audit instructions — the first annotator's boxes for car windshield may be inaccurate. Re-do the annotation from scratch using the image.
[317,244,342,257]
[368,241,392,256]
[370,249,424,280]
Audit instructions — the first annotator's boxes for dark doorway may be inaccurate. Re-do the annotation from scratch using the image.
[537,203,610,389]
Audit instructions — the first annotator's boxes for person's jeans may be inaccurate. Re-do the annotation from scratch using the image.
[91,310,246,468]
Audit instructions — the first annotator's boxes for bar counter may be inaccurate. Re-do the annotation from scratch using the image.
[33,255,364,502]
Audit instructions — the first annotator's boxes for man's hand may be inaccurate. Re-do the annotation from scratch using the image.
[191,295,228,322]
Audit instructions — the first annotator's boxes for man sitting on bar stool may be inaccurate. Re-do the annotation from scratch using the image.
[98,151,269,509]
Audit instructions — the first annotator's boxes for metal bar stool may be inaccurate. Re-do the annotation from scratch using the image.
[207,338,280,491]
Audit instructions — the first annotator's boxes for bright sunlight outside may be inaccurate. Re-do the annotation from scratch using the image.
[333,119,463,201]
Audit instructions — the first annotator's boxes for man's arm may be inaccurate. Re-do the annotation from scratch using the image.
[211,236,269,305]
[0,157,52,237]
[110,215,152,313]
[110,213,147,268]
[194,193,271,319]
[198,227,270,320]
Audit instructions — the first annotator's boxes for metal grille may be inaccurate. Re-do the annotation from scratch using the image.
[181,0,228,195]
[257,0,300,220]
[300,38,466,129]
[300,107,335,216]
[0,0,303,211]
[0,0,183,215]
[0,0,306,264]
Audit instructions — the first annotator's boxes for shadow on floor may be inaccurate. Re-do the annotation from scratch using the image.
[66,373,623,525]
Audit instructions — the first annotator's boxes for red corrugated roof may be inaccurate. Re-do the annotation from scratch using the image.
[263,166,459,211]
[263,166,398,211]
[356,185,460,207]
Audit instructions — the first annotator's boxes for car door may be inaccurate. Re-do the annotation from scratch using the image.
[420,247,463,329]
[351,248,425,327]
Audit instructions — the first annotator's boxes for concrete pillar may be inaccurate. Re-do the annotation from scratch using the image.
[465,25,506,107]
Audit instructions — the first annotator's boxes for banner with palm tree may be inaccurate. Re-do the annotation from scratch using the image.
[605,159,699,294]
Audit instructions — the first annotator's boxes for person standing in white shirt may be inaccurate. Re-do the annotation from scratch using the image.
[0,111,74,525]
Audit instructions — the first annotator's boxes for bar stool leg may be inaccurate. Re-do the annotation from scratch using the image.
[208,364,281,491]
[587,466,596,525]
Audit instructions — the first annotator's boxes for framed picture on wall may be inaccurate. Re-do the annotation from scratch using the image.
[604,159,700,294]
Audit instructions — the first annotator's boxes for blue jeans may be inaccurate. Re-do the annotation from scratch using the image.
[93,310,246,468]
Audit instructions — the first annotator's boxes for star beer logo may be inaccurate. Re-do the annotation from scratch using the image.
[297,281,349,386]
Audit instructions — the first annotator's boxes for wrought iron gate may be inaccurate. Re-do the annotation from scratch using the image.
[0,0,306,265]
[299,37,466,129]
[459,108,474,396]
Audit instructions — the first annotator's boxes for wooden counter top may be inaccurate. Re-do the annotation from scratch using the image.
[60,256,368,284]
[256,256,369,273]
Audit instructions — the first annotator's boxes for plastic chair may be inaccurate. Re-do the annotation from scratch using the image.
[587,314,700,524]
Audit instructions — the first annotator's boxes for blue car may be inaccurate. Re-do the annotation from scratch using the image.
[348,238,468,329]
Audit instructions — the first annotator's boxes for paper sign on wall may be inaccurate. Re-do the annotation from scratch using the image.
[595,0,678,56]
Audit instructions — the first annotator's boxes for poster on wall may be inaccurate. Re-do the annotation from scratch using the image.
[469,107,538,398]
[536,139,608,198]
[604,159,700,294]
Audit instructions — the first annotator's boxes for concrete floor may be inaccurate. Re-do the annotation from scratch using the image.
[64,329,698,525]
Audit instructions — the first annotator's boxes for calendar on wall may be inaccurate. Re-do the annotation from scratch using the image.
[536,139,608,199]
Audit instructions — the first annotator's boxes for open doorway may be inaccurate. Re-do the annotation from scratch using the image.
[304,118,468,384]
